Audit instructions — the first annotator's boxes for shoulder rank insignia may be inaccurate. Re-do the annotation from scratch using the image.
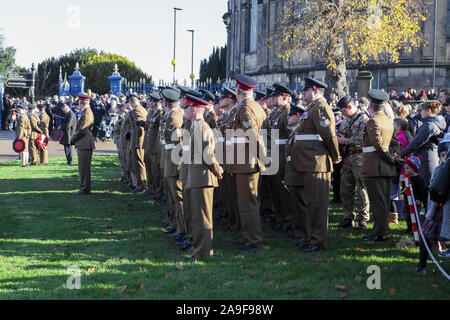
[300,112,310,120]
[243,120,252,128]
[319,116,330,128]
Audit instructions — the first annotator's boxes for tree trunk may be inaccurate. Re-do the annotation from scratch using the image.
[325,36,348,99]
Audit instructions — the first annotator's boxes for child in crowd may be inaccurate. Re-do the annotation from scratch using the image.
[417,145,449,273]
[402,156,426,234]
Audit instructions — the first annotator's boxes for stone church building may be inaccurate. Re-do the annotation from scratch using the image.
[222,0,450,94]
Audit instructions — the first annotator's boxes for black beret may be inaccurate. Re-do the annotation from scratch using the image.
[161,87,181,102]
[368,89,389,104]
[254,90,266,101]
[270,83,293,97]
[178,86,203,99]
[336,96,352,109]
[302,77,328,91]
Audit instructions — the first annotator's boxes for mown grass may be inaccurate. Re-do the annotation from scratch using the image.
[0,155,448,300]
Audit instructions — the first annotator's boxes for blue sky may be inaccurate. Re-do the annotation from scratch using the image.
[0,0,228,83]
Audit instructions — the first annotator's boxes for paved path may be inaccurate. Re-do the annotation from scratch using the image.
[0,130,117,163]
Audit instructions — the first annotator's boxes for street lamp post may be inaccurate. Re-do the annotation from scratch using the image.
[173,7,183,86]
[187,29,195,88]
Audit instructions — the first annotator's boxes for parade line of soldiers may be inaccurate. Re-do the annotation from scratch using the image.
[64,73,401,259]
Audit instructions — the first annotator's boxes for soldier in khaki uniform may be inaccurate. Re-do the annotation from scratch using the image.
[229,74,267,251]
[266,84,293,232]
[16,106,31,167]
[114,106,129,183]
[70,93,96,195]
[161,88,185,240]
[336,96,370,230]
[292,77,340,252]
[145,93,164,198]
[122,104,137,190]
[38,104,50,164]
[129,95,148,193]
[218,87,241,232]
[285,105,310,245]
[361,90,396,242]
[184,94,223,258]
[28,104,43,166]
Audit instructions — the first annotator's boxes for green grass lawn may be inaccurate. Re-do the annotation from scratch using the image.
[0,155,448,300]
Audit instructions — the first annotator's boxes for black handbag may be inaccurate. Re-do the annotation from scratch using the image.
[429,158,450,203]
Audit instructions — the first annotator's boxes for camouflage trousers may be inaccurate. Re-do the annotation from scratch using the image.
[340,155,370,222]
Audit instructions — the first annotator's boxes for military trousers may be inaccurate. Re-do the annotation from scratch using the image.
[39,146,48,164]
[77,149,93,194]
[340,156,370,222]
[150,153,162,198]
[362,176,392,237]
[288,185,310,240]
[117,148,125,180]
[190,187,214,258]
[182,179,193,244]
[301,172,332,249]
[133,148,147,190]
[259,174,274,215]
[223,172,240,231]
[167,176,185,234]
[270,166,292,229]
[29,138,39,165]
[235,172,262,248]
[144,150,153,191]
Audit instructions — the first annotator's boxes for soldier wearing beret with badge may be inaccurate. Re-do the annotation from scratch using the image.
[15,105,31,167]
[38,104,50,164]
[71,92,96,195]
[229,74,267,251]
[28,104,43,166]
[292,77,340,252]
[360,89,396,242]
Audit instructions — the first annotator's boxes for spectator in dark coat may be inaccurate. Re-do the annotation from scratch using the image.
[60,104,77,165]
[401,102,447,208]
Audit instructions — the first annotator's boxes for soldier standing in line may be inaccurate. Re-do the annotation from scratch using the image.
[161,88,185,241]
[336,96,370,230]
[292,77,340,252]
[184,94,223,259]
[16,106,31,167]
[229,74,267,251]
[38,104,50,164]
[361,90,396,242]
[266,84,293,233]
[218,87,241,233]
[70,93,96,196]
[129,95,148,193]
[123,103,136,190]
[285,104,310,247]
[28,104,43,166]
[114,105,128,184]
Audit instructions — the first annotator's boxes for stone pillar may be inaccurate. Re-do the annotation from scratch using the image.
[0,75,3,130]
[68,62,86,96]
[108,64,124,96]
[356,70,373,98]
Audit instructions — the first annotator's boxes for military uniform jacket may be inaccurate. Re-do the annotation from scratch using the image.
[284,125,303,186]
[29,113,42,140]
[360,111,396,178]
[204,108,218,129]
[119,112,132,151]
[292,96,340,173]
[72,106,95,150]
[269,105,290,169]
[159,111,169,169]
[338,111,368,159]
[264,108,278,158]
[147,108,163,155]
[163,107,184,178]
[113,114,125,145]
[131,104,148,149]
[228,97,267,174]
[185,119,221,190]
[16,114,31,143]
[39,112,50,136]
[179,118,192,181]
[214,113,227,165]
[220,106,237,172]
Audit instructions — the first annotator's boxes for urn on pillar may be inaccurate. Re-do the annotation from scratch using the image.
[68,62,86,96]
[356,70,373,98]
[108,64,124,96]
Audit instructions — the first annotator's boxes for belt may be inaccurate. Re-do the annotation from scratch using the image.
[226,140,232,146]
[362,146,389,153]
[165,144,175,150]
[161,140,166,145]
[295,134,323,141]
[217,137,225,143]
[231,137,246,144]
[182,145,190,152]
[275,139,287,145]
[286,156,292,162]
[350,149,363,155]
